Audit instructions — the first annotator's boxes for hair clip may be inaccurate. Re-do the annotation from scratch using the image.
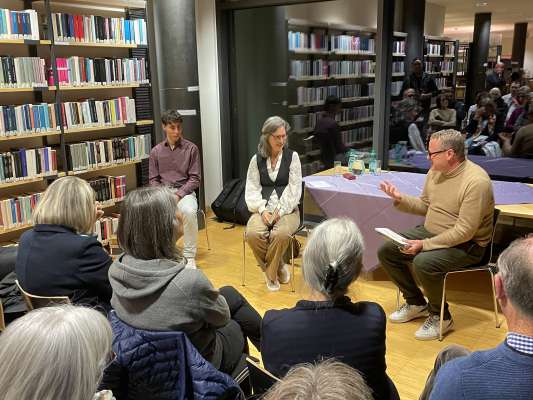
[324,261,340,293]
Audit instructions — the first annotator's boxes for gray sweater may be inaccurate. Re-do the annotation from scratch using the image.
[108,255,230,367]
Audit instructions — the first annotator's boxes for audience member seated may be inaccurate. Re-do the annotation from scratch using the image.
[15,176,112,310]
[442,89,465,128]
[464,99,503,156]
[502,80,520,109]
[428,94,457,133]
[0,305,113,400]
[108,186,261,377]
[245,116,302,292]
[389,97,423,146]
[464,91,490,128]
[421,237,533,400]
[489,87,508,120]
[263,360,373,400]
[261,218,398,400]
[402,88,417,99]
[485,62,506,91]
[401,58,438,120]
[378,130,494,340]
[505,86,531,132]
[499,101,533,158]
[314,95,347,169]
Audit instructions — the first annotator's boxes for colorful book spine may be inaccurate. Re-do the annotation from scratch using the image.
[94,216,119,243]
[0,192,42,230]
[0,57,47,88]
[0,9,40,40]
[0,103,59,137]
[0,147,57,184]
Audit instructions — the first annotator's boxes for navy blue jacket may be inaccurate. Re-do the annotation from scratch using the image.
[262,298,398,400]
[103,312,242,400]
[15,224,112,307]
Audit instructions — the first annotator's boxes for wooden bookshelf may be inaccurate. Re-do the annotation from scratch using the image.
[0,174,58,190]
[0,223,33,235]
[0,87,47,93]
[0,39,51,45]
[49,83,143,91]
[0,131,62,142]
[63,119,154,135]
[54,41,140,48]
[67,158,148,176]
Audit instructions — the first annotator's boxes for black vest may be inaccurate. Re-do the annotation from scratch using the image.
[256,148,293,201]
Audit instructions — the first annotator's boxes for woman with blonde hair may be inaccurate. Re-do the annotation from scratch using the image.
[0,305,113,400]
[15,176,112,309]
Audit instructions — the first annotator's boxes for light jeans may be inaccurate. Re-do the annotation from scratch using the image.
[177,193,198,259]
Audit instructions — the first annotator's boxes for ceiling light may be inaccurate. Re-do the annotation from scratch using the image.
[476,2,488,6]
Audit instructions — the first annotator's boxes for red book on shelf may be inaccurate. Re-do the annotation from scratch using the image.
[15,199,21,224]
[119,97,126,123]
[51,150,57,172]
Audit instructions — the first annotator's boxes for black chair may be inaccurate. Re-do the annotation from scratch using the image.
[195,188,210,250]
[242,182,307,292]
[245,357,280,397]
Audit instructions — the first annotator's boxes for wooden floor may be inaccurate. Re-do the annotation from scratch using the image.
[191,219,507,400]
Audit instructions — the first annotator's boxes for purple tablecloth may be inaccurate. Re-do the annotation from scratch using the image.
[403,154,533,180]
[303,171,533,271]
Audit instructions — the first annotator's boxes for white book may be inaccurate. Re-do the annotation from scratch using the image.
[375,228,409,247]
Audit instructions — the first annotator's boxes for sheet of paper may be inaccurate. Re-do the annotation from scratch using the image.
[375,227,409,246]
[307,180,333,189]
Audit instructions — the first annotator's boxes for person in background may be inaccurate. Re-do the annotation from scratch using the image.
[499,102,533,158]
[109,186,262,376]
[245,116,302,292]
[389,97,423,146]
[401,58,438,119]
[485,62,506,91]
[464,91,490,127]
[262,218,398,400]
[421,237,533,400]
[489,87,508,121]
[378,130,494,340]
[15,176,112,310]
[263,360,374,400]
[505,86,531,132]
[314,95,347,169]
[403,88,417,99]
[428,94,457,133]
[464,99,504,153]
[0,305,113,400]
[149,110,201,269]
[502,80,520,109]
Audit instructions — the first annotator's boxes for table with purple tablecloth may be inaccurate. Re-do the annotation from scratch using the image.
[400,153,533,180]
[303,171,533,272]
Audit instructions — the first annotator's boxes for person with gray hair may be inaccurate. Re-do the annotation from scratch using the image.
[263,359,373,400]
[261,218,399,400]
[420,236,533,400]
[245,116,302,291]
[0,305,113,400]
[378,129,495,340]
[486,61,505,91]
[108,186,262,376]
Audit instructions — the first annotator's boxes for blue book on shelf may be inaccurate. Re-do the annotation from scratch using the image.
[125,20,131,43]
[23,105,30,131]
[22,12,29,36]
[10,199,17,223]
[0,9,5,36]
[34,105,41,131]
[68,14,74,39]
[38,105,46,131]
[43,104,50,130]
[43,147,49,172]
[19,149,27,177]
[10,11,17,36]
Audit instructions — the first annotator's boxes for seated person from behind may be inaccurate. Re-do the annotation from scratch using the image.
[499,101,533,158]
[245,116,302,292]
[263,359,373,400]
[423,237,533,400]
[149,110,201,269]
[15,176,112,310]
[108,186,261,376]
[0,305,113,400]
[262,218,398,400]
[378,130,494,341]
[428,94,457,133]
[314,95,347,169]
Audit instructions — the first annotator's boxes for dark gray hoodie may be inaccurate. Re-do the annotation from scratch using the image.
[108,254,230,367]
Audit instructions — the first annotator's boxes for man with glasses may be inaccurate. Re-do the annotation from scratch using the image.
[420,236,533,399]
[377,130,495,340]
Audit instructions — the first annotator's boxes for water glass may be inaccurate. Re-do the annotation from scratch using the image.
[334,161,342,176]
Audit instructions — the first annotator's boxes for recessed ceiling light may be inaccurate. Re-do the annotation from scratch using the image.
[476,2,488,6]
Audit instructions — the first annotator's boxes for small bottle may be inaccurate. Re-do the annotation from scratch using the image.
[369,148,377,174]
[347,150,356,174]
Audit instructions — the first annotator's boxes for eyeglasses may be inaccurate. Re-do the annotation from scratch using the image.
[427,148,451,158]
[272,134,287,142]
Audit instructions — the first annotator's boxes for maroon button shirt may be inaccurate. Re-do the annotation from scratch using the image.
[148,138,201,198]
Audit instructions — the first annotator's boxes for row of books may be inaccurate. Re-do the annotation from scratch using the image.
[88,175,126,203]
[444,43,455,56]
[0,192,42,230]
[426,43,441,56]
[0,8,39,40]
[294,83,375,105]
[290,60,376,79]
[0,57,47,88]
[0,97,137,137]
[341,126,372,145]
[435,77,448,89]
[392,62,405,73]
[336,105,374,123]
[424,61,453,74]
[290,60,328,79]
[288,30,327,51]
[393,41,406,55]
[51,13,147,45]
[330,35,375,54]
[0,147,57,184]
[50,57,148,86]
[328,60,375,77]
[95,216,119,244]
[391,81,402,97]
[65,134,151,172]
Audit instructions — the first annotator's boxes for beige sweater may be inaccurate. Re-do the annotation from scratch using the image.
[396,160,494,251]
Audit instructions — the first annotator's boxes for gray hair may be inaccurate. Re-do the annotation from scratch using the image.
[497,236,533,319]
[0,305,112,400]
[518,86,531,97]
[430,129,466,161]
[263,359,373,400]
[118,186,182,260]
[33,176,96,235]
[489,87,501,99]
[302,218,364,300]
[257,116,290,158]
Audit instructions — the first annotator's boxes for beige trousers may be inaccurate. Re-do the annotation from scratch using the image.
[245,211,300,282]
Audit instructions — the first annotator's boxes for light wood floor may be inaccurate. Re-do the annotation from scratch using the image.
[191,219,507,400]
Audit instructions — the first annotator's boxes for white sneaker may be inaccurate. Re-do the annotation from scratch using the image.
[389,303,429,323]
[185,258,197,269]
[279,264,291,284]
[415,315,454,341]
[264,273,280,292]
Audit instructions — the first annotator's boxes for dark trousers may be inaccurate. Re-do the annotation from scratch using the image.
[217,286,262,376]
[377,226,485,319]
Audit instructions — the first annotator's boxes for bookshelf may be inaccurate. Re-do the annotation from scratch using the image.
[0,0,154,242]
[391,31,407,100]
[423,35,459,93]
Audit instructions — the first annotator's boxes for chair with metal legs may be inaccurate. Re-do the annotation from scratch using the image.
[242,182,306,293]
[195,189,210,250]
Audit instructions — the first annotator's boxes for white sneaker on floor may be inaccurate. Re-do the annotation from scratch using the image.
[389,303,429,323]
[264,273,280,292]
[415,315,454,341]
[279,264,291,284]
[185,258,197,269]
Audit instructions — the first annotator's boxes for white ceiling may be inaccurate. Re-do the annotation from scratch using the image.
[428,0,533,34]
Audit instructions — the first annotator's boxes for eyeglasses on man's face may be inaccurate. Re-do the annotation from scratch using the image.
[427,148,452,158]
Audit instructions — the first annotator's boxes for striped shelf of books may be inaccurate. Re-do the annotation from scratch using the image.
[0,39,51,45]
[64,120,154,135]
[54,42,140,48]
[0,174,57,190]
[0,131,61,142]
[49,83,144,91]
[67,158,149,176]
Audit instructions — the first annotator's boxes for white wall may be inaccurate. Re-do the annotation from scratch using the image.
[195,0,223,205]
[286,0,378,28]
[424,2,445,36]
[524,30,533,77]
